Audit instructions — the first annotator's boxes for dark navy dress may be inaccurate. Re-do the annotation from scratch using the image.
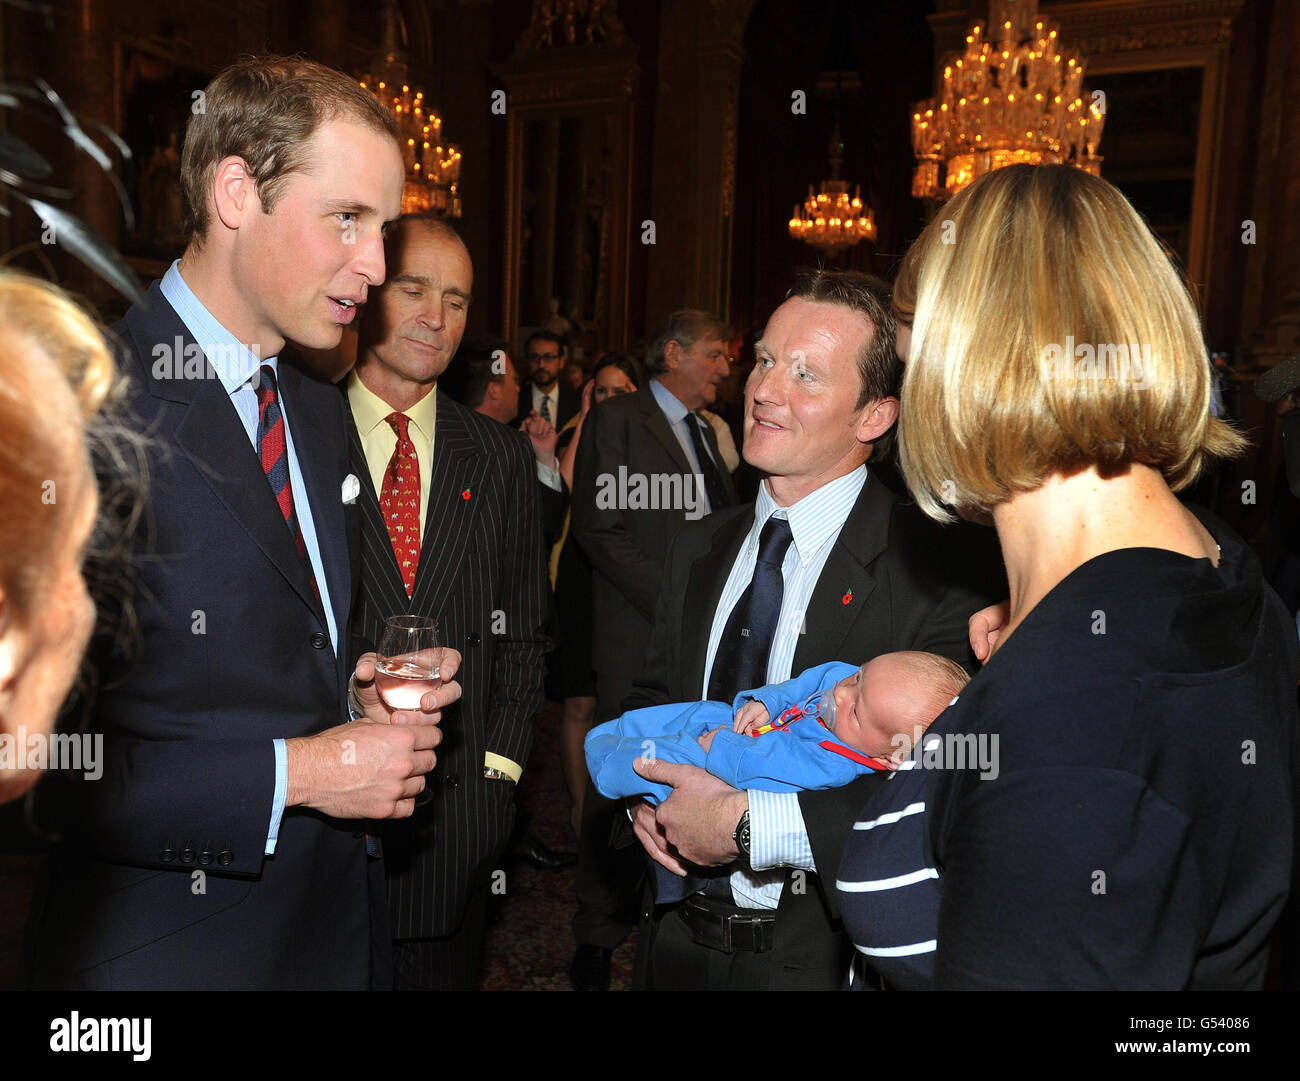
[838,515,1298,990]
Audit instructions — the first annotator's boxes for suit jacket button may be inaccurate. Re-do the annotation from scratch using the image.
[310,631,328,649]
[352,830,364,839]
[198,849,213,866]
[180,843,196,864]
[467,632,481,647]
[217,848,234,867]
[160,844,176,863]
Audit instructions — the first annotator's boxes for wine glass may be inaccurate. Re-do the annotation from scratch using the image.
[375,616,442,711]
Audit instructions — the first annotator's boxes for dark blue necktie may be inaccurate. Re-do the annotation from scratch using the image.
[653,516,794,907]
[707,516,794,702]
[686,413,731,514]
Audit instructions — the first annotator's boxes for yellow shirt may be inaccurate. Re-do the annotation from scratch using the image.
[347,371,438,539]
[347,371,521,782]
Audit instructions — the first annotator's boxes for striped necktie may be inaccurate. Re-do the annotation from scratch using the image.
[254,365,318,600]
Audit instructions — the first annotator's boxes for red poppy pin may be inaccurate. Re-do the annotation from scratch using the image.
[461,488,472,501]
[841,589,853,606]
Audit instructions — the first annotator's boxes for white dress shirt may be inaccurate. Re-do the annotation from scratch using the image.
[531,384,560,423]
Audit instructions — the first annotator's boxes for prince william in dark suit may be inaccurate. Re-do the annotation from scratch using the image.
[25,56,454,991]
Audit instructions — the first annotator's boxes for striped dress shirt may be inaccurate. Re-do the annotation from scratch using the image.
[701,465,869,909]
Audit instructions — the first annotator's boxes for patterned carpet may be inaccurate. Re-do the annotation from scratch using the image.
[479,698,638,991]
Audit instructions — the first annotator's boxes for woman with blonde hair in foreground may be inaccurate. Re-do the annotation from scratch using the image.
[838,164,1296,989]
[0,271,118,803]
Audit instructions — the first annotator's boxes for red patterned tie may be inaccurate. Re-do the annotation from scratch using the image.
[380,412,421,595]
[254,365,319,601]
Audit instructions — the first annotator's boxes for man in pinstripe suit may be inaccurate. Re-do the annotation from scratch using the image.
[346,215,550,989]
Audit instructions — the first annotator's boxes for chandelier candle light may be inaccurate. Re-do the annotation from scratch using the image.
[788,120,877,255]
[360,4,463,219]
[911,0,1105,201]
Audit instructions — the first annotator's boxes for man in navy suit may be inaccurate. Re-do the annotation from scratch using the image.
[24,56,457,991]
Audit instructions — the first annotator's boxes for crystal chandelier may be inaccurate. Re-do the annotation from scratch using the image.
[788,121,876,255]
[910,0,1105,202]
[360,3,462,217]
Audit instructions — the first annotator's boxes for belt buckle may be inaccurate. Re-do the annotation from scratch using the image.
[724,912,767,953]
[681,898,725,954]
[719,911,735,953]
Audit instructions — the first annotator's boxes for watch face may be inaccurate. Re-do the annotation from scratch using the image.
[734,811,751,855]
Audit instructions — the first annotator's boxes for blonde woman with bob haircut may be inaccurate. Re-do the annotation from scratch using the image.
[0,271,117,803]
[835,164,1297,990]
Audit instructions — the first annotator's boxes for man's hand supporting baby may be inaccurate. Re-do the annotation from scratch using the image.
[632,758,749,872]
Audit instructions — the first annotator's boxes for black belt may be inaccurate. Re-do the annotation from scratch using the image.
[678,895,776,954]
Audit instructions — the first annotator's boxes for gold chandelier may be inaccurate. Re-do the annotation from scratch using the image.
[911,0,1104,202]
[788,121,876,255]
[360,3,462,217]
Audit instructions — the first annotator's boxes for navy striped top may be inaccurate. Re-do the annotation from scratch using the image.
[836,517,1297,990]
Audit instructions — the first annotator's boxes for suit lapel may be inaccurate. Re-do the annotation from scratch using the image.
[637,386,694,476]
[639,387,738,506]
[682,509,753,698]
[278,362,349,642]
[132,287,325,622]
[559,385,578,429]
[409,394,487,615]
[794,473,896,671]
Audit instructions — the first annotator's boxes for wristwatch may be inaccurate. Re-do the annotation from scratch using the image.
[732,809,751,862]
[346,675,364,721]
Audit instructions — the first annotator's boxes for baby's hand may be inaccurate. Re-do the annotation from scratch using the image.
[697,726,727,753]
[733,700,770,735]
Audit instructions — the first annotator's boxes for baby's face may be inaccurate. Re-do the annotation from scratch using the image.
[831,655,924,761]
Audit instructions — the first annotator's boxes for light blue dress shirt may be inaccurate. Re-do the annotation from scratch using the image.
[160,260,339,854]
[704,465,870,908]
[649,378,723,514]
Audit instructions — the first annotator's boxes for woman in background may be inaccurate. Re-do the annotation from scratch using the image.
[554,351,642,835]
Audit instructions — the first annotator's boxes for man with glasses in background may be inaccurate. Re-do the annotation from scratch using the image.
[515,329,580,431]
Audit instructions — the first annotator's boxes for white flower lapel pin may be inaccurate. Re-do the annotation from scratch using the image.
[341,473,361,505]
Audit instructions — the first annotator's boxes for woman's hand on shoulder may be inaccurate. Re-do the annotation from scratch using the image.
[968,600,1010,663]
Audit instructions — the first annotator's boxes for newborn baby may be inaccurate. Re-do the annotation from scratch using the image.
[586,652,970,805]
